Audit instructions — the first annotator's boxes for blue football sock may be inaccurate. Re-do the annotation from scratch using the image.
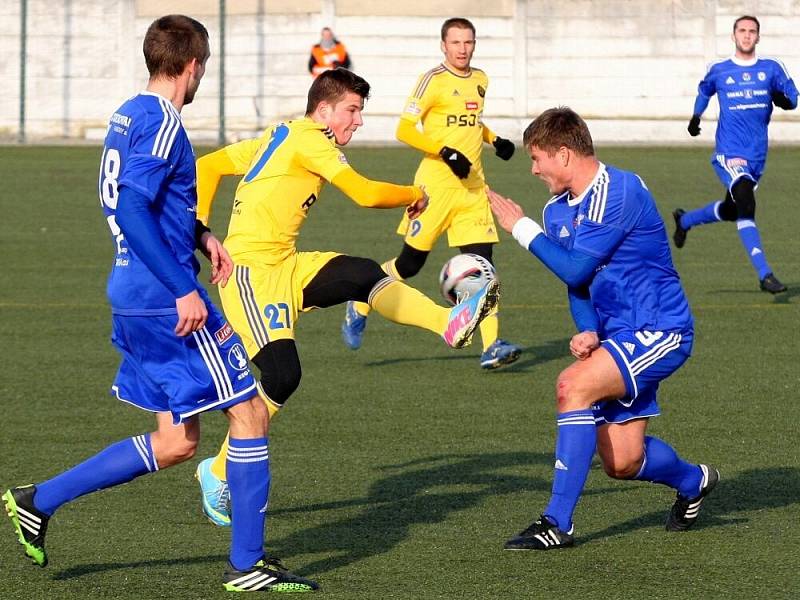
[543,409,597,532]
[634,436,702,498]
[227,437,270,571]
[736,219,771,279]
[33,434,157,516]
[681,201,721,229]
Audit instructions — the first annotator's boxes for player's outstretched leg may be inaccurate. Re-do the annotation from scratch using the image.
[3,485,50,567]
[223,556,319,592]
[341,258,407,350]
[504,515,575,551]
[443,279,500,348]
[665,464,720,531]
[195,457,231,527]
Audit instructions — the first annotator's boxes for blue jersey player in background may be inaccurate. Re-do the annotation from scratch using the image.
[2,15,317,592]
[487,107,718,550]
[675,15,797,294]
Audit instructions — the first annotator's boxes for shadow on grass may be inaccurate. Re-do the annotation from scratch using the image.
[711,284,799,301]
[52,554,225,580]
[267,451,615,577]
[580,466,800,544]
[363,338,570,371]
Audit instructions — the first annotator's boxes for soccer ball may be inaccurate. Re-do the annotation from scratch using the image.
[438,253,497,305]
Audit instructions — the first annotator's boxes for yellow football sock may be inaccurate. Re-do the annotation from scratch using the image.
[479,308,499,351]
[353,259,402,318]
[369,278,448,335]
[209,386,281,481]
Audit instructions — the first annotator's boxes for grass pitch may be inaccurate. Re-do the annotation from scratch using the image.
[0,144,798,599]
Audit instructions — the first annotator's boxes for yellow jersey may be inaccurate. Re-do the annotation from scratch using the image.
[400,65,489,190]
[215,118,350,266]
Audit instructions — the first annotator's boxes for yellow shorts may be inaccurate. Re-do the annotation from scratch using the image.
[395,185,499,251]
[219,251,340,357]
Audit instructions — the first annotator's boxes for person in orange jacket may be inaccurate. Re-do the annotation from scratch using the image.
[308,27,351,77]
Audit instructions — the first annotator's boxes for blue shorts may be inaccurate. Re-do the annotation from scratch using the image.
[593,330,693,425]
[110,304,258,424]
[711,154,764,190]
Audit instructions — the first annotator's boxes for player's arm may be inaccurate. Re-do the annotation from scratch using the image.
[116,185,196,299]
[688,66,716,136]
[196,138,261,224]
[568,286,600,360]
[487,187,602,287]
[395,117,441,155]
[331,167,424,209]
[482,123,515,160]
[568,285,599,333]
[396,118,471,178]
[771,63,799,110]
[115,181,206,335]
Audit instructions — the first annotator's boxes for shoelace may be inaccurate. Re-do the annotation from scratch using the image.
[205,481,230,510]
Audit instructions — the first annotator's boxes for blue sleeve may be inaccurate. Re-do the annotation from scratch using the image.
[118,105,173,200]
[568,285,599,332]
[529,234,603,287]
[693,66,716,115]
[571,172,632,263]
[772,61,798,109]
[116,185,196,299]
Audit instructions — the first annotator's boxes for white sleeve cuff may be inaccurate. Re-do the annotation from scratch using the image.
[512,217,544,249]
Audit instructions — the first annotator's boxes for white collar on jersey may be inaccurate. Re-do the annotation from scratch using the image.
[139,90,183,117]
[568,162,606,206]
[730,55,758,67]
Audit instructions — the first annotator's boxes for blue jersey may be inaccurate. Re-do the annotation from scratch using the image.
[98,92,201,315]
[542,164,692,336]
[693,56,798,161]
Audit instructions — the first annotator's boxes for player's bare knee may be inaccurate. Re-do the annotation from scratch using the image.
[152,435,198,467]
[226,395,268,436]
[601,457,642,480]
[555,371,595,411]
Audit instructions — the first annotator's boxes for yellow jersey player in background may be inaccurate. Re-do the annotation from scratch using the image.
[193,68,499,527]
[341,17,521,370]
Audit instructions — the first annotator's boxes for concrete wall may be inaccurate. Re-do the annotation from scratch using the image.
[2,0,800,143]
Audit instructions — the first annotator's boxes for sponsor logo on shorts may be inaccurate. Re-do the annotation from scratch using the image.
[726,157,748,168]
[215,322,234,344]
[228,343,249,371]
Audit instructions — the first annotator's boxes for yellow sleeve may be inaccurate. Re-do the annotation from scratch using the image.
[482,123,498,145]
[196,139,261,224]
[297,130,351,182]
[396,118,442,156]
[331,167,423,208]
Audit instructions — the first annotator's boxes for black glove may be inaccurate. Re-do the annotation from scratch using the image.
[493,136,515,160]
[439,146,472,179]
[771,91,795,110]
[687,114,701,137]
